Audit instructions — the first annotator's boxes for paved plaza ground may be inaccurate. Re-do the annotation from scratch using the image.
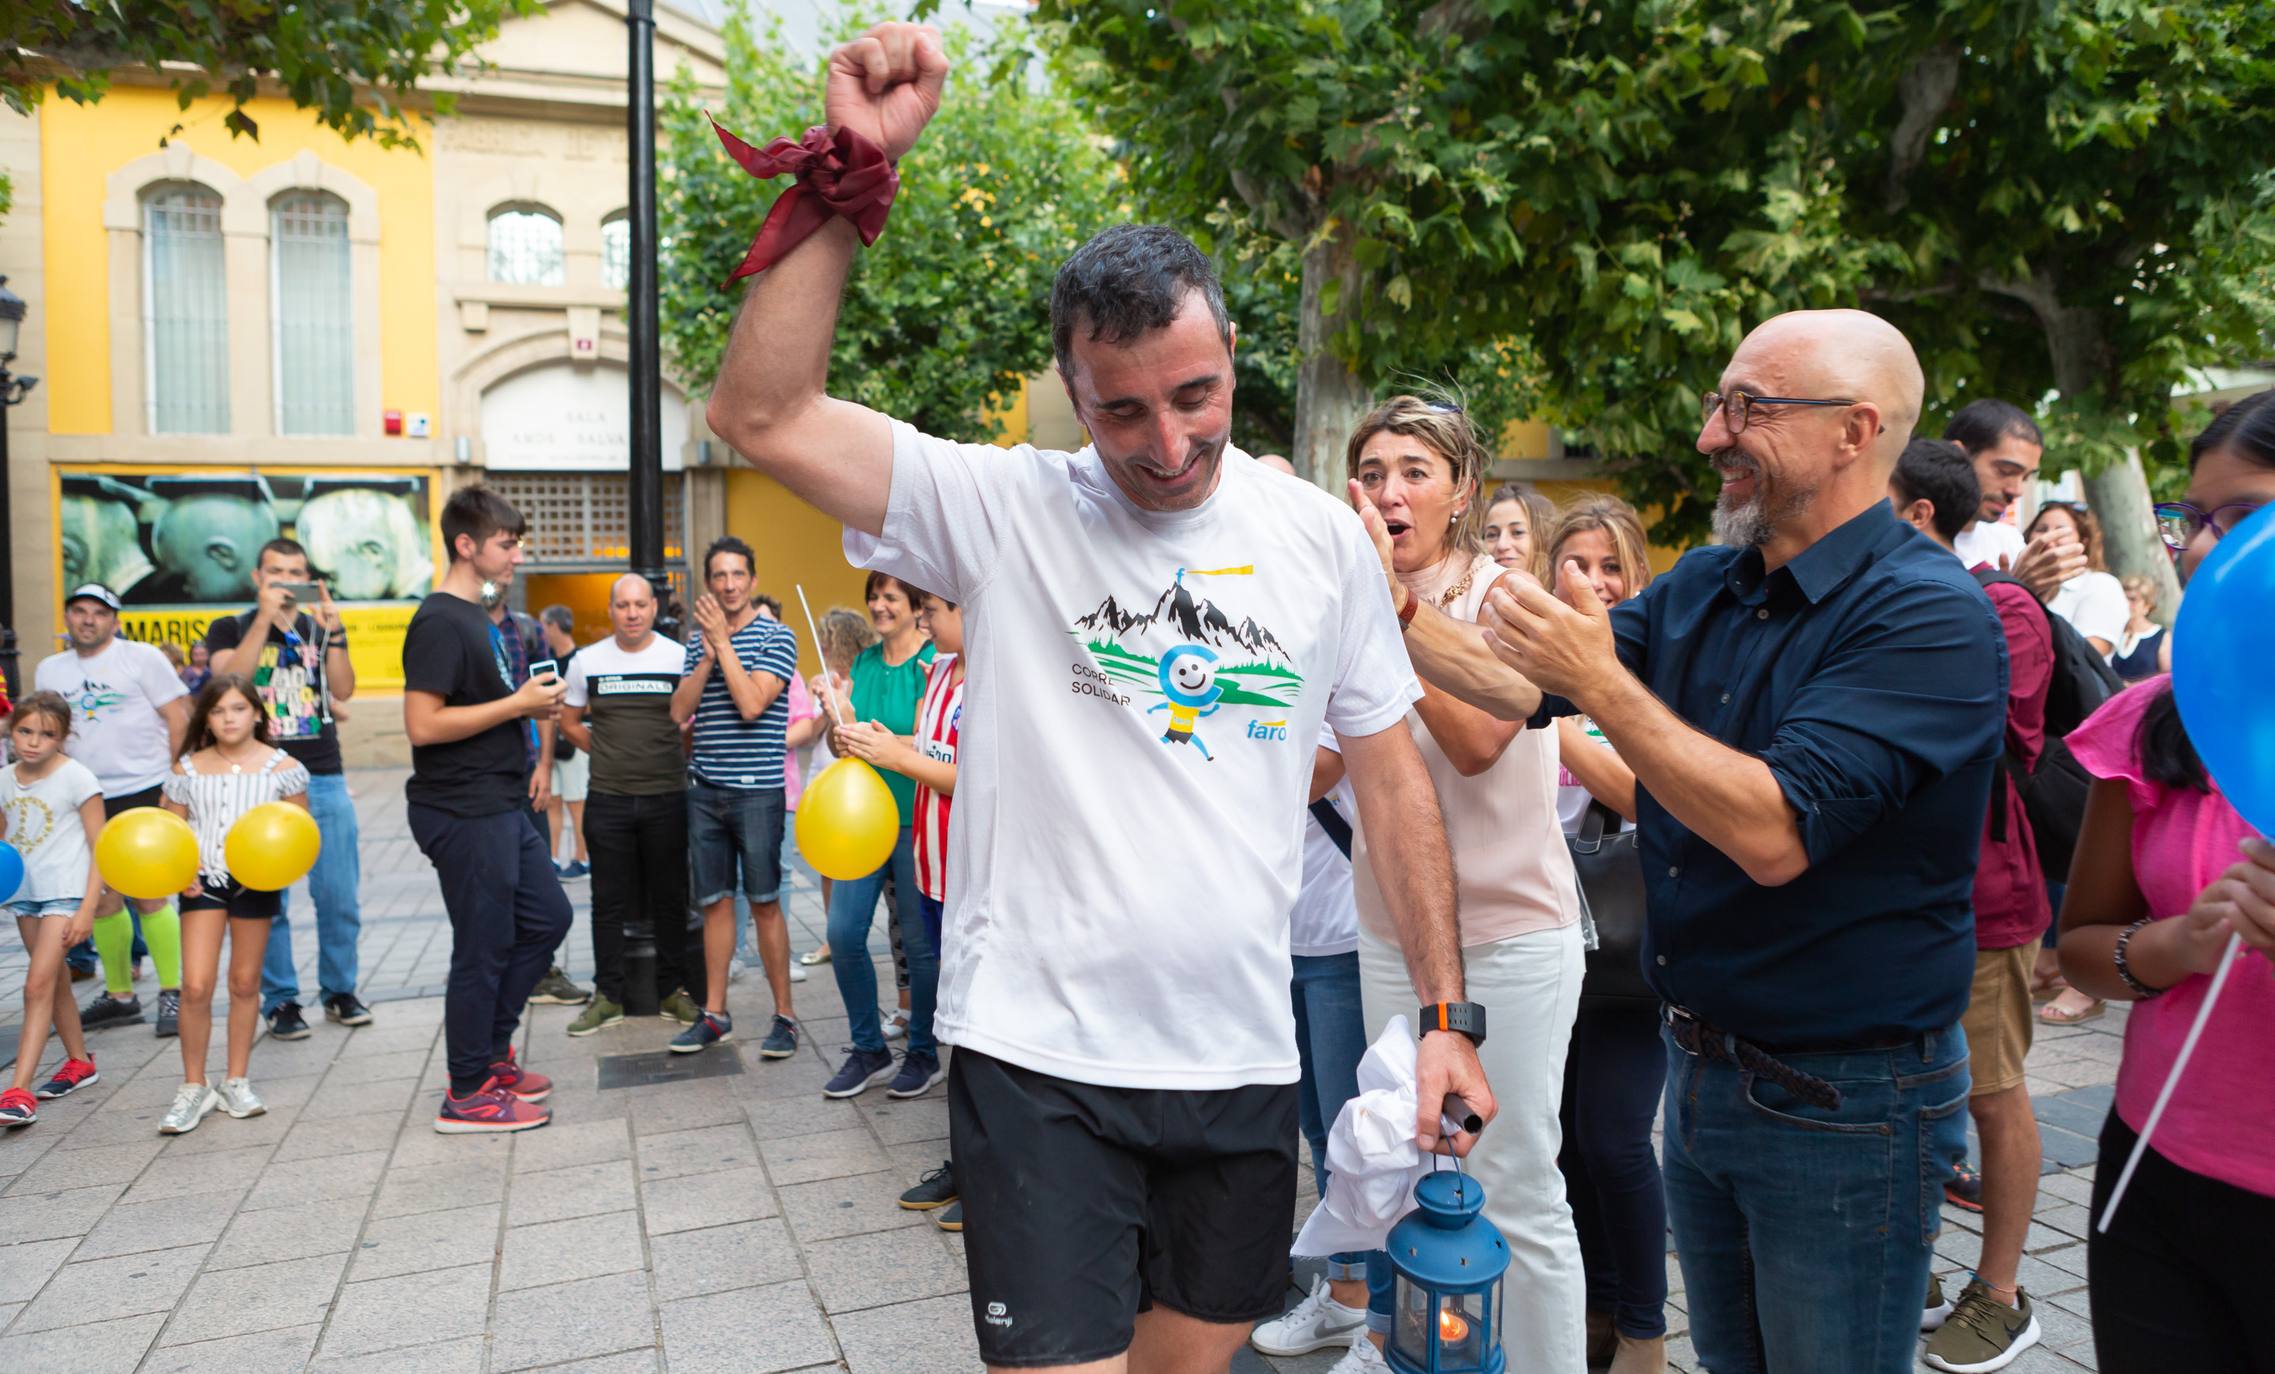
[1,770,2120,1371]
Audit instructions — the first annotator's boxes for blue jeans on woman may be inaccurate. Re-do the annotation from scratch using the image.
[1291,952,1370,1281]
[260,770,363,1013]
[1661,1020,1969,1374]
[826,828,934,1056]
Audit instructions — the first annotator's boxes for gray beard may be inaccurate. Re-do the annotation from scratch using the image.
[1712,491,1775,548]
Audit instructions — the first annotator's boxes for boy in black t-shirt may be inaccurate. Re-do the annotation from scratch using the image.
[402,487,572,1134]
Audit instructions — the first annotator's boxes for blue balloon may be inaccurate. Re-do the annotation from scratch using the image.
[0,842,22,905]
[2172,501,2275,835]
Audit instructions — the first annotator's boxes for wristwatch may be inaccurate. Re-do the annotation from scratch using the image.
[1418,1001,1487,1047]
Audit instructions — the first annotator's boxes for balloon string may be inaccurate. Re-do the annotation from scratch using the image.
[2097,930,2244,1234]
[795,585,851,732]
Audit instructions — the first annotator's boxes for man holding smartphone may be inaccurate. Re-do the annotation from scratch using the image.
[204,538,371,1038]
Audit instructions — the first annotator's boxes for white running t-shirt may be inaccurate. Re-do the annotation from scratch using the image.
[847,431,1420,1089]
[33,639,190,796]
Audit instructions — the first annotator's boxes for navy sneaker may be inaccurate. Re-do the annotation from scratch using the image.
[670,1010,733,1055]
[822,1046,896,1099]
[759,1015,799,1060]
[266,1002,311,1041]
[79,991,143,1030]
[887,1050,943,1099]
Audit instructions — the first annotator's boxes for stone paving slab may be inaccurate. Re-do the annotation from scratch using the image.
[0,769,2125,1372]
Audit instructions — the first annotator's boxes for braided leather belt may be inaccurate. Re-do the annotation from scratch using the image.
[1664,1005,1845,1112]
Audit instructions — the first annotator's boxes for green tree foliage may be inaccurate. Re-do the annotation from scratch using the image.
[1032,1,2275,564]
[1,0,538,149]
[658,3,1124,444]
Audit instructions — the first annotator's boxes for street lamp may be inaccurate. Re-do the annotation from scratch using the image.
[0,275,42,703]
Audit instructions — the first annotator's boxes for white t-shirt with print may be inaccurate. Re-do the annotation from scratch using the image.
[1292,726,1358,958]
[847,429,1421,1090]
[0,758,103,904]
[2048,570,2128,657]
[33,640,190,795]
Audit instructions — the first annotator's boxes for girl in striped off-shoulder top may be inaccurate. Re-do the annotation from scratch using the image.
[156,675,309,1136]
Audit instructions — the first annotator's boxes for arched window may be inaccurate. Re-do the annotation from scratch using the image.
[143,182,229,433]
[271,191,354,435]
[488,205,565,285]
[601,212,631,291]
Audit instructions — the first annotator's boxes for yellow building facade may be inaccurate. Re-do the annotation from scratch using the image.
[0,1,895,762]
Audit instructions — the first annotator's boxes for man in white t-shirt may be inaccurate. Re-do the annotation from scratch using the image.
[34,584,191,1035]
[1944,398,2089,597]
[703,25,1491,1372]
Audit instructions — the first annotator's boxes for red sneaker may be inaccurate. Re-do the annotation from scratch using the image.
[488,1047,551,1103]
[0,1087,36,1128]
[35,1058,100,1100]
[434,1079,551,1134]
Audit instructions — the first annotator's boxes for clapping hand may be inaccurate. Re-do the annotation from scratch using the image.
[692,594,731,652]
[1479,560,1621,706]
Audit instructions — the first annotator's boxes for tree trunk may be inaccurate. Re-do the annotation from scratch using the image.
[1291,223,1372,493]
[2038,299,2184,619]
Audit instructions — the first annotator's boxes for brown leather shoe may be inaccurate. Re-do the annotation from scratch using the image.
[1609,1333,1667,1374]
[1585,1310,1617,1367]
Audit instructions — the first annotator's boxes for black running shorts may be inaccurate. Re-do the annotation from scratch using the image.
[947,1047,1299,1367]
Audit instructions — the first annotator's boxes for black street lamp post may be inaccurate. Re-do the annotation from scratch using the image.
[619,0,667,1017]
[0,276,42,703]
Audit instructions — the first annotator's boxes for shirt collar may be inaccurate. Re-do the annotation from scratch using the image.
[1783,502,1903,605]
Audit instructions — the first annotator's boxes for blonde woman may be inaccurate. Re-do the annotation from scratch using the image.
[1544,494,1668,1374]
[1482,481,1557,579]
[1316,396,1587,1374]
[2112,574,2171,682]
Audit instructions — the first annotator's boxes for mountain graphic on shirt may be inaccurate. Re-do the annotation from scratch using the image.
[1070,568,1303,709]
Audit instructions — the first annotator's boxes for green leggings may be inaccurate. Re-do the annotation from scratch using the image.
[94,903,179,995]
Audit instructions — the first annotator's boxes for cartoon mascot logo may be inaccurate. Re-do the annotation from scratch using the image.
[1148,643,1223,762]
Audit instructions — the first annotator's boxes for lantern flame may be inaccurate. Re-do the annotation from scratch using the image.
[1438,1306,1470,1344]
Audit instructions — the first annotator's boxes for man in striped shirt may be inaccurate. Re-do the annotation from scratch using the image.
[668,536,803,1058]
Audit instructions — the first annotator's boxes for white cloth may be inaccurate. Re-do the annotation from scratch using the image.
[1359,924,1587,1374]
[0,759,103,904]
[1293,1014,1427,1257]
[34,640,190,795]
[847,428,1421,1089]
[1955,519,2025,571]
[1293,725,1357,957]
[2048,569,2128,656]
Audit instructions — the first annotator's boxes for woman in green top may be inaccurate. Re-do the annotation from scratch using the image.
[819,572,940,1099]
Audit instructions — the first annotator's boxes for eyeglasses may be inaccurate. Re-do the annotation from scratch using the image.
[1702,390,1861,437]
[2152,500,2267,552]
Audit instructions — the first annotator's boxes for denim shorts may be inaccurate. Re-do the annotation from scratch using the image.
[5,897,82,919]
[688,779,785,906]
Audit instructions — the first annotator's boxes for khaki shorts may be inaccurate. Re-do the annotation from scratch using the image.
[1961,944,2035,1097]
[551,750,590,804]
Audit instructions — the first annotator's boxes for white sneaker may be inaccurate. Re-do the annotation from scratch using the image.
[1251,1275,1368,1356]
[216,1077,266,1119]
[789,963,808,983]
[158,1083,219,1135]
[1325,1328,1391,1374]
[882,1009,908,1041]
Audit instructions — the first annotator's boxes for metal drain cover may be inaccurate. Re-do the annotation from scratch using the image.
[595,1047,746,1090]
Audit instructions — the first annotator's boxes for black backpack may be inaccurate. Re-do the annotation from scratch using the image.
[1972,569,2121,880]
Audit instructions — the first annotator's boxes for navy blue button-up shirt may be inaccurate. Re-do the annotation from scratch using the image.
[1543,502,2007,1046]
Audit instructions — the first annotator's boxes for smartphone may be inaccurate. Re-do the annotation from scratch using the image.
[529,658,559,683]
[276,581,320,604]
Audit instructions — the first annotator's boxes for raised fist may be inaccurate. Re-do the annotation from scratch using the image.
[825,22,948,163]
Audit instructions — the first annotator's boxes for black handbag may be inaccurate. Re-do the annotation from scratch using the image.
[1567,800,1657,1011]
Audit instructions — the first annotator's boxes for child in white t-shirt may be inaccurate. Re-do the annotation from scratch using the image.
[0,692,107,1128]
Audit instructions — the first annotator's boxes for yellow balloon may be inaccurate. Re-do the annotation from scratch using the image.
[95,807,201,901]
[794,758,900,880]
[225,802,323,892]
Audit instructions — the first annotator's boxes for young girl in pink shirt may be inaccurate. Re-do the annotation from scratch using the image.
[2057,390,2275,1371]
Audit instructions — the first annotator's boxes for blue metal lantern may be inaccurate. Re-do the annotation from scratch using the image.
[1383,1169,1509,1374]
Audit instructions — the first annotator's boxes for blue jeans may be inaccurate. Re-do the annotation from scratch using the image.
[261,771,363,1013]
[826,828,934,1057]
[1291,952,1370,1280]
[1661,1021,1970,1374]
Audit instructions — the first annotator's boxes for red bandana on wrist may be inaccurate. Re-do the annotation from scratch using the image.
[710,118,899,287]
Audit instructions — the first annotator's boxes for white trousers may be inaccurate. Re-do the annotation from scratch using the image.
[1358,923,1587,1374]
